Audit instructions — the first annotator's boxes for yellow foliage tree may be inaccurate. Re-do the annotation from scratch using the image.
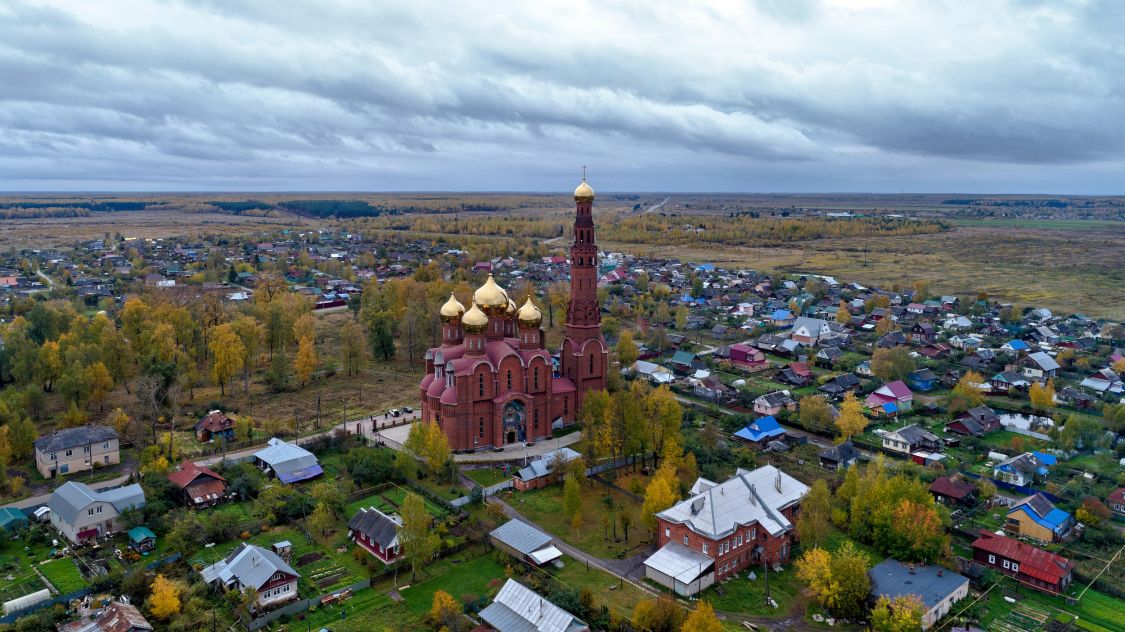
[834,392,867,443]
[1029,378,1055,412]
[426,589,462,631]
[641,464,680,529]
[209,323,245,396]
[836,301,851,325]
[681,601,722,632]
[146,574,181,620]
[294,334,317,386]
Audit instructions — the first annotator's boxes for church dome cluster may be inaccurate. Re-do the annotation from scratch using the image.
[446,273,544,331]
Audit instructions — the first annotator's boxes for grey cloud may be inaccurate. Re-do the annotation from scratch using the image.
[0,0,1122,192]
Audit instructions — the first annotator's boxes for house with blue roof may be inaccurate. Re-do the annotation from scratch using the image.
[733,416,785,447]
[769,309,795,327]
[1002,339,1030,354]
[1005,493,1074,543]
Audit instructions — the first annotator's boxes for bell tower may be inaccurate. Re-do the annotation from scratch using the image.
[560,169,608,413]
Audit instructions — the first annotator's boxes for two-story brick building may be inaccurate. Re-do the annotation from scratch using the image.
[644,465,808,596]
[34,426,119,478]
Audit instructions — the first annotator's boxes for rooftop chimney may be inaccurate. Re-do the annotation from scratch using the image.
[775,470,782,493]
[908,563,915,574]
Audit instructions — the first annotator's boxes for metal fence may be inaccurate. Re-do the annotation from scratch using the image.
[242,579,372,631]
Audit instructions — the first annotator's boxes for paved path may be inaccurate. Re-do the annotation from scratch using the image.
[375,421,583,463]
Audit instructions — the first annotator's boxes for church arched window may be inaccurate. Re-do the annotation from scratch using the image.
[479,374,485,397]
[589,352,594,374]
[506,370,512,390]
[534,367,539,390]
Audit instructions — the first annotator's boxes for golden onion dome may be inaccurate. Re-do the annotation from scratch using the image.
[439,292,465,323]
[517,296,543,328]
[574,178,595,202]
[505,296,517,317]
[473,274,509,315]
[461,302,489,333]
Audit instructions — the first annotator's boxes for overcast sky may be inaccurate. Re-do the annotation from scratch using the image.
[1,0,1122,193]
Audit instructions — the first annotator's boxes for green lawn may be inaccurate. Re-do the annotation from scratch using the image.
[547,555,650,618]
[507,483,649,559]
[38,558,87,594]
[705,563,802,616]
[397,550,506,614]
[0,572,48,604]
[272,588,402,632]
[464,467,512,488]
[345,491,398,517]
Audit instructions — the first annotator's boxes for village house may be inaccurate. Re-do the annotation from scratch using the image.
[910,322,937,344]
[818,441,859,471]
[729,343,768,370]
[864,380,914,415]
[693,375,734,402]
[195,410,235,442]
[971,532,1073,594]
[753,390,796,417]
[777,362,813,387]
[1107,488,1125,519]
[253,438,323,484]
[929,476,978,506]
[993,452,1049,487]
[818,373,861,401]
[627,360,675,385]
[200,543,300,609]
[881,424,942,455]
[946,406,1001,437]
[644,465,808,596]
[513,447,582,491]
[34,425,120,478]
[733,416,785,448]
[48,481,146,545]
[869,559,969,631]
[167,460,228,508]
[990,371,1030,393]
[1005,494,1074,543]
[347,506,401,563]
[907,368,938,392]
[480,579,590,632]
[790,317,831,345]
[57,600,153,632]
[1018,351,1060,381]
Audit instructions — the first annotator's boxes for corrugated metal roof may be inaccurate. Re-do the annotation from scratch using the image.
[490,519,552,555]
[643,542,714,583]
[482,579,586,632]
[656,465,808,538]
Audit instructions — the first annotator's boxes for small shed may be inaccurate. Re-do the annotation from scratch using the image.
[489,519,562,566]
[272,540,293,562]
[128,526,157,553]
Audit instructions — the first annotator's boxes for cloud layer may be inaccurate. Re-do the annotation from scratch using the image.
[1,0,1122,192]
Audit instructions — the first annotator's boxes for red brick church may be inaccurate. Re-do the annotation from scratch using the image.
[419,176,608,451]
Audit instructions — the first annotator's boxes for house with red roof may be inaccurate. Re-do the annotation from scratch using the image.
[1108,488,1125,519]
[864,380,914,415]
[971,532,1073,594]
[728,343,767,370]
[195,410,235,442]
[167,460,227,508]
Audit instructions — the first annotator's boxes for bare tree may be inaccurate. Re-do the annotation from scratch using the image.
[133,374,165,447]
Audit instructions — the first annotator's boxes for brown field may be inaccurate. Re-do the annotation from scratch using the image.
[0,209,316,248]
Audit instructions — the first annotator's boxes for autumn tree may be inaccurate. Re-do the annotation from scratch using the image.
[426,590,464,632]
[869,595,924,632]
[146,574,181,620]
[632,596,685,632]
[642,463,680,529]
[871,346,914,382]
[616,329,639,367]
[405,421,452,480]
[836,301,851,325]
[947,371,985,416]
[230,315,264,393]
[306,502,335,539]
[292,313,316,347]
[400,492,439,581]
[563,473,582,529]
[797,479,831,547]
[874,317,894,337]
[84,362,114,412]
[0,428,11,488]
[339,319,368,376]
[799,395,834,433]
[681,601,722,632]
[209,324,245,396]
[1029,378,1055,412]
[796,543,871,620]
[5,415,36,460]
[834,392,867,442]
[293,334,317,386]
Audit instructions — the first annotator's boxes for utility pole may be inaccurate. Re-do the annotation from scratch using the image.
[316,394,321,429]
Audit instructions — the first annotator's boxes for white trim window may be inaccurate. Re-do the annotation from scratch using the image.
[988,554,996,564]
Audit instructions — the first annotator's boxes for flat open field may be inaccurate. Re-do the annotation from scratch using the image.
[604,219,1124,318]
[0,209,314,248]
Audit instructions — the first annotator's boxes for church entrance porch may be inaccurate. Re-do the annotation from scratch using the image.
[502,399,527,445]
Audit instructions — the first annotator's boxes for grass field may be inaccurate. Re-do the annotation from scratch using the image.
[398,550,506,614]
[464,467,512,488]
[507,482,649,559]
[548,554,651,617]
[38,558,87,594]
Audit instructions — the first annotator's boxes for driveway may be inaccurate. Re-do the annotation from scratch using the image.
[375,421,583,463]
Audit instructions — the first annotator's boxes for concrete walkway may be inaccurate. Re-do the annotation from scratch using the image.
[375,420,583,463]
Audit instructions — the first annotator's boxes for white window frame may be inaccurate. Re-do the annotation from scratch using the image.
[988,554,995,564]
